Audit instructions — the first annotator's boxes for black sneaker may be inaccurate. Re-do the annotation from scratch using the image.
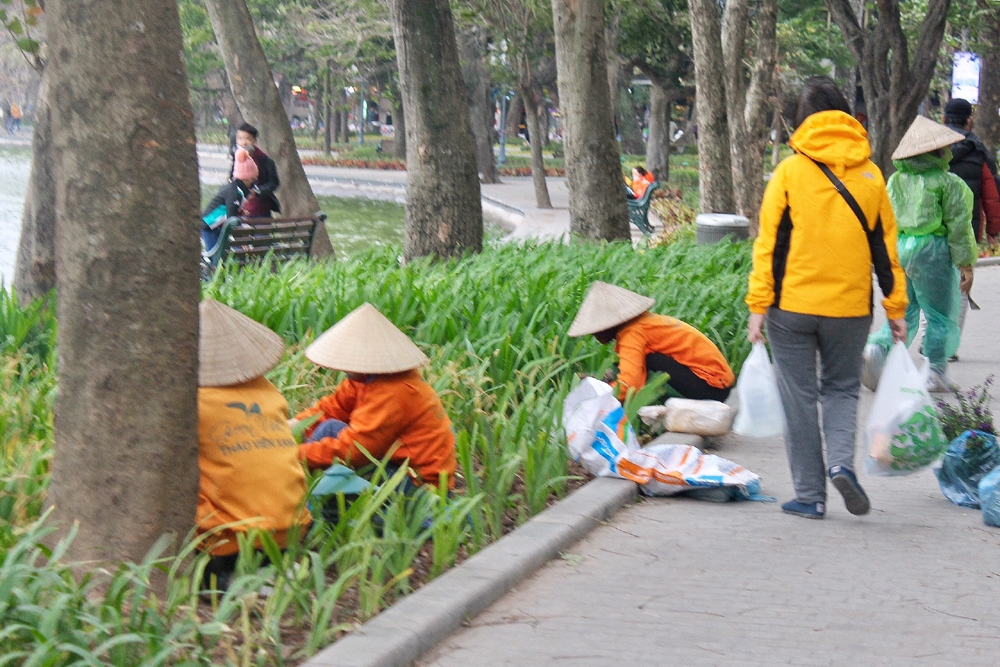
[781,499,825,519]
[829,466,870,515]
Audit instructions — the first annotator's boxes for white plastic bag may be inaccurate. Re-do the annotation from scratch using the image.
[732,343,785,438]
[865,342,948,476]
[563,378,638,478]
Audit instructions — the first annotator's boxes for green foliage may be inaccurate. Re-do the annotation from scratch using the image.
[1,0,43,67]
[0,240,752,662]
[776,0,853,80]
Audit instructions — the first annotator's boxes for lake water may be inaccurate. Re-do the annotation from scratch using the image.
[0,147,31,286]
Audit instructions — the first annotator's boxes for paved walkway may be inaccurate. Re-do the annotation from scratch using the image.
[419,267,1000,667]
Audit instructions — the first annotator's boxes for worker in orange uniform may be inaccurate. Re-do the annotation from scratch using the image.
[293,302,456,491]
[197,299,311,590]
[569,281,735,404]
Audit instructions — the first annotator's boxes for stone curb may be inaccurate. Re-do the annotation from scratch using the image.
[977,256,1000,267]
[303,431,706,667]
[302,476,639,667]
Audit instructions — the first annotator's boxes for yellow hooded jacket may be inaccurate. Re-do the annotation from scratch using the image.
[747,111,908,320]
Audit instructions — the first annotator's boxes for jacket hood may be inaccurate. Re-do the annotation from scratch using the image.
[790,110,871,167]
[893,150,952,175]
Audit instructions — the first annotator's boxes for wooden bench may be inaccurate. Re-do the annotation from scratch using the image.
[201,213,326,279]
[626,181,660,236]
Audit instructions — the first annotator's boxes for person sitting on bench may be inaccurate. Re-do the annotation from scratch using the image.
[569,281,735,404]
[197,299,310,590]
[626,166,655,199]
[292,303,456,492]
[201,148,258,250]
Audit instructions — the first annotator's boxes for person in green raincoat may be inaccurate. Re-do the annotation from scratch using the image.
[862,116,976,393]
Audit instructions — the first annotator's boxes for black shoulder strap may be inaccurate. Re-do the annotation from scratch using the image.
[808,158,896,302]
[809,158,869,233]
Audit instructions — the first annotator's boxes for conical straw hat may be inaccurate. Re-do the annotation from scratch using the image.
[892,115,966,160]
[199,299,285,387]
[568,281,656,337]
[305,303,429,373]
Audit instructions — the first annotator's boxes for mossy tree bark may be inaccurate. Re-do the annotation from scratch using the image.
[389,0,483,260]
[12,72,55,305]
[976,1,999,157]
[458,28,501,184]
[551,0,630,240]
[688,0,735,214]
[203,0,334,257]
[45,0,201,563]
[645,81,671,182]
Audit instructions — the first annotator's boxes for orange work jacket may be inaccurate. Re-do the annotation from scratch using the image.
[297,370,456,488]
[614,312,735,402]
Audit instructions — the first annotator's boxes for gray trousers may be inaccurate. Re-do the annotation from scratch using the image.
[767,308,872,504]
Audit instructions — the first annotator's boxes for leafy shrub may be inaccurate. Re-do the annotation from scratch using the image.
[936,376,996,442]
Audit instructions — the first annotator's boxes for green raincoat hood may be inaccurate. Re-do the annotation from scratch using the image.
[886,148,976,267]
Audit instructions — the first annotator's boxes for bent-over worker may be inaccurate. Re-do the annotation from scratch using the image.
[569,281,735,404]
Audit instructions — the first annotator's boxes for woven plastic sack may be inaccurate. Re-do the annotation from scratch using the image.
[935,431,1000,508]
[732,343,785,438]
[616,443,765,500]
[665,398,733,435]
[563,378,638,478]
[865,342,948,475]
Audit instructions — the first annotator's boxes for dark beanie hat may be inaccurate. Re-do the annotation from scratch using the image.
[944,98,973,125]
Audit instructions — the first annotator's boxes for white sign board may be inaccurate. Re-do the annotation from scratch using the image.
[952,52,981,105]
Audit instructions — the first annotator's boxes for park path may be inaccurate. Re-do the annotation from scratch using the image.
[196,145,657,243]
[417,267,1000,667]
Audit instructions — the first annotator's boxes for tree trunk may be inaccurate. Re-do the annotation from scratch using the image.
[13,72,56,304]
[519,82,553,208]
[722,0,778,233]
[551,0,630,240]
[616,72,645,156]
[458,29,501,184]
[506,93,523,141]
[825,0,952,171]
[646,81,670,182]
[203,0,334,257]
[389,0,483,260]
[771,99,782,166]
[393,100,407,160]
[323,64,332,155]
[688,0,736,213]
[313,68,324,143]
[340,88,350,142]
[45,0,201,564]
[977,4,1000,156]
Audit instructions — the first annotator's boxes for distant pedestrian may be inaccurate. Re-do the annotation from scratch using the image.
[233,122,281,216]
[943,99,1000,244]
[942,98,1000,346]
[746,76,908,520]
[9,102,21,132]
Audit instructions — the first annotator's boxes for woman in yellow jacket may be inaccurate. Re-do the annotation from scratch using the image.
[746,77,908,520]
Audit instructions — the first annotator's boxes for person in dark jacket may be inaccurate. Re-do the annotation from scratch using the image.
[233,122,281,217]
[943,98,1000,348]
[944,98,1000,243]
[202,147,258,249]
